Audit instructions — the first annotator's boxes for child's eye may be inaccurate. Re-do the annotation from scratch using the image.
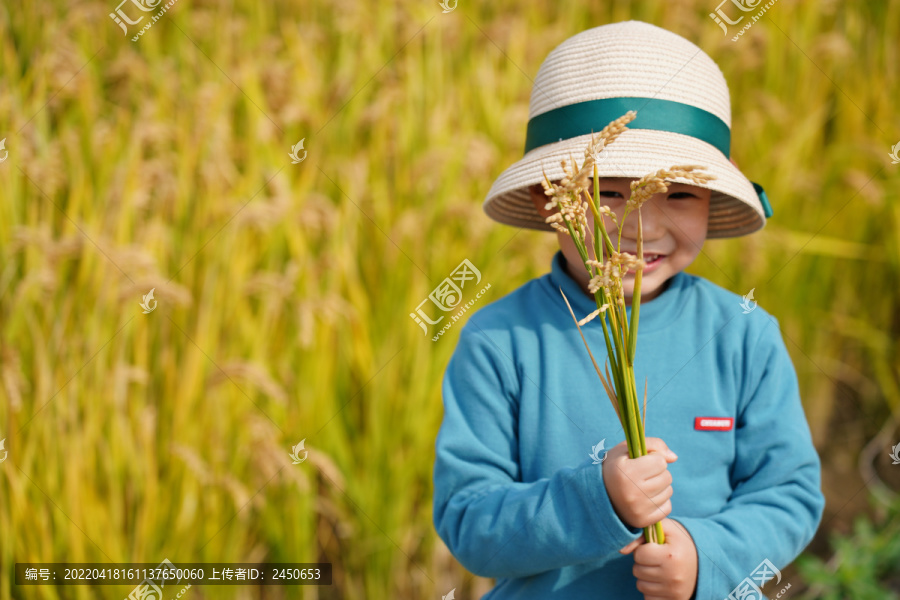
[668,192,697,200]
[596,190,624,198]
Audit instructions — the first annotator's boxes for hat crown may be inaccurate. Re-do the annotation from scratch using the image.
[529,21,732,129]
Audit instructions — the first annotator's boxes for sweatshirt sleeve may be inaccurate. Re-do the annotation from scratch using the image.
[673,316,825,600]
[432,321,643,579]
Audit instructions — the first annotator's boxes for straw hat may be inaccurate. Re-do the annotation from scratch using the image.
[482,20,773,239]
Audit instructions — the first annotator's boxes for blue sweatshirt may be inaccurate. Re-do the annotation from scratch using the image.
[432,249,824,600]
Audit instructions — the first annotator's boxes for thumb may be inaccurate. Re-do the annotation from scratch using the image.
[618,536,643,555]
[659,518,690,545]
[644,437,678,463]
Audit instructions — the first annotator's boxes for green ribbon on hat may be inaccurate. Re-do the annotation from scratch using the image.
[523,96,773,218]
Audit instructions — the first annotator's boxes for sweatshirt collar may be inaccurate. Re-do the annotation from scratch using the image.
[547,249,690,334]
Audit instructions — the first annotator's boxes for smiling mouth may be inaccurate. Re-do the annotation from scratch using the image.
[626,254,666,273]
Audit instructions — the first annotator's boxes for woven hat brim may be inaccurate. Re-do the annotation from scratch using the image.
[483,128,766,239]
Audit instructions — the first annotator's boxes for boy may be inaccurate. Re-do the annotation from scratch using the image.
[432,20,824,600]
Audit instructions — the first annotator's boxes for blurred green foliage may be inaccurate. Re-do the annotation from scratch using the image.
[797,498,900,600]
[0,0,897,599]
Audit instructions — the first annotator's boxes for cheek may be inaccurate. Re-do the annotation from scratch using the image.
[667,203,709,243]
[692,201,711,240]
[559,232,586,262]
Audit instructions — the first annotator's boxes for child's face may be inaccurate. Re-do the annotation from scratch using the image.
[529,177,711,303]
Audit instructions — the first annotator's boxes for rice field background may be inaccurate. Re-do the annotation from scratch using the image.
[0,0,898,598]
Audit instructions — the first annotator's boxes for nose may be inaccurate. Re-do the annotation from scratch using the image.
[621,195,666,244]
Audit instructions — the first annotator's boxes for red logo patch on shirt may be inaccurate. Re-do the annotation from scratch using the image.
[694,417,734,431]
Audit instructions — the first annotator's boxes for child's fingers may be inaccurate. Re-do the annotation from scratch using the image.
[648,498,672,521]
[633,540,669,567]
[648,485,674,511]
[629,453,669,478]
[618,536,643,555]
[660,517,693,545]
[642,468,673,495]
[632,563,666,583]
[606,440,630,460]
[644,437,678,462]
[635,580,669,600]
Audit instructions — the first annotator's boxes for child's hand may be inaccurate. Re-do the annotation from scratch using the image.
[619,518,698,600]
[602,437,677,529]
